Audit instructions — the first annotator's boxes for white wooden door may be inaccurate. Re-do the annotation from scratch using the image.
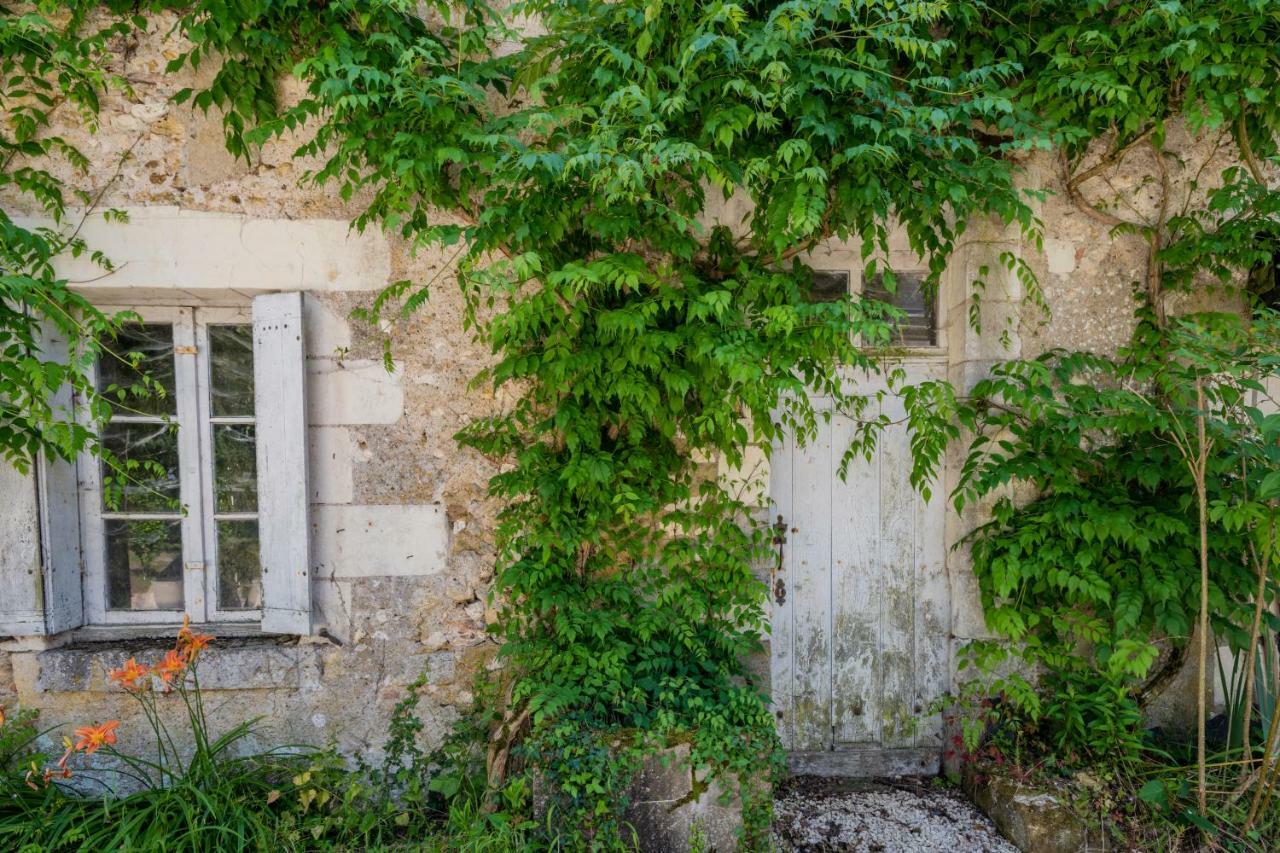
[770,362,949,775]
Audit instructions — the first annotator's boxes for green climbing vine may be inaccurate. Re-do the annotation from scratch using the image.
[162,0,1040,845]
[936,0,1280,839]
[0,2,144,473]
[5,0,1280,848]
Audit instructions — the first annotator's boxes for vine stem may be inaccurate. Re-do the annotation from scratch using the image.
[1195,377,1209,817]
[1237,113,1267,186]
[1238,511,1274,780]
[1168,377,1213,816]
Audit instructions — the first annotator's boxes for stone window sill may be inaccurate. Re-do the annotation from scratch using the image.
[69,622,277,644]
[31,629,324,694]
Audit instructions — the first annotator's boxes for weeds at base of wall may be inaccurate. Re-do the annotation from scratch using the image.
[0,629,777,851]
[0,627,539,852]
[940,305,1280,849]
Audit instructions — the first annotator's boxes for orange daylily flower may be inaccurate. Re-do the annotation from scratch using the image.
[0,704,6,726]
[153,649,188,685]
[108,657,151,691]
[73,720,119,755]
[177,616,214,660]
[184,631,214,657]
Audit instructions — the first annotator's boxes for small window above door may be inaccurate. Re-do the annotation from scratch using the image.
[863,271,937,347]
[806,269,851,303]
[804,265,941,349]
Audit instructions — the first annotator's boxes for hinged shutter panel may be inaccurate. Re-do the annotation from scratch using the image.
[40,318,84,633]
[39,448,85,634]
[0,322,85,636]
[0,464,46,635]
[253,292,312,634]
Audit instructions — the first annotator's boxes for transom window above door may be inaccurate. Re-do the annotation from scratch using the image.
[806,268,940,348]
[81,308,262,625]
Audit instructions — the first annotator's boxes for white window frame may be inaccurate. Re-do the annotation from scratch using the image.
[79,305,262,626]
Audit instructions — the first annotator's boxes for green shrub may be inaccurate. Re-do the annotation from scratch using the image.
[947,309,1280,766]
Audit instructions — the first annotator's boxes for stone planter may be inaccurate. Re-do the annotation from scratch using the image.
[962,763,1111,853]
[624,743,747,852]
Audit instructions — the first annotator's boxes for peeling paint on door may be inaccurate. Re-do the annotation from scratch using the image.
[770,362,950,761]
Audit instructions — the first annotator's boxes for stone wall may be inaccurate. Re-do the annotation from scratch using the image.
[0,10,1252,765]
[0,10,504,763]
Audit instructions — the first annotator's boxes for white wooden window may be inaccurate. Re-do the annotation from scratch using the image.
[63,295,311,634]
[79,306,258,625]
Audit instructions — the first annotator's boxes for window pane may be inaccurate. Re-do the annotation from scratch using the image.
[105,519,183,611]
[865,272,936,346]
[213,424,257,512]
[217,520,262,610]
[97,323,176,416]
[102,422,180,512]
[209,325,255,417]
[807,270,850,303]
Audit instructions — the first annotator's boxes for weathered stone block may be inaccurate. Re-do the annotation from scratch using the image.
[309,427,355,503]
[34,644,318,693]
[624,744,746,853]
[312,505,449,578]
[304,295,354,357]
[183,107,249,186]
[307,360,405,426]
[41,207,392,292]
[963,765,1108,853]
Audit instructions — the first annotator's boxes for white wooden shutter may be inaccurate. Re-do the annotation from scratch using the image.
[0,322,85,636]
[38,449,85,634]
[253,292,312,634]
[0,464,47,635]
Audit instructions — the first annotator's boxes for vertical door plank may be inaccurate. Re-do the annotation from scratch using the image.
[788,411,833,751]
[769,429,797,749]
[878,390,916,748]
[913,363,951,748]
[831,406,881,745]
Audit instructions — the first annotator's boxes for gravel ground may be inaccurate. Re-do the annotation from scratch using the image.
[773,775,1018,852]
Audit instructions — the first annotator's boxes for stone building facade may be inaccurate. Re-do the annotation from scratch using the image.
[0,12,1236,771]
